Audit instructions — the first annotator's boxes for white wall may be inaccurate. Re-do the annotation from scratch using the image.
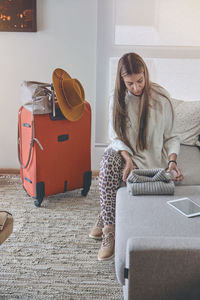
[0,0,97,169]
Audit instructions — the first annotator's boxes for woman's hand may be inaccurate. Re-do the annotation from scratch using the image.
[166,162,184,182]
[120,150,137,182]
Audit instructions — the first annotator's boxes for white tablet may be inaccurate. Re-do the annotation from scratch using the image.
[167,197,200,218]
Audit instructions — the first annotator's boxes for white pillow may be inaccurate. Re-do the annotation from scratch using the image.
[177,145,200,185]
[171,98,200,146]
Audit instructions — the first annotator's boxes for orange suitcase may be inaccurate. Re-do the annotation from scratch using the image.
[18,102,92,207]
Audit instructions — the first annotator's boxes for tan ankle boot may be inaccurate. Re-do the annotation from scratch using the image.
[98,225,115,261]
[89,214,104,240]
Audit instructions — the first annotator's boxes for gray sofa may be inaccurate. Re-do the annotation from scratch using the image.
[115,145,200,300]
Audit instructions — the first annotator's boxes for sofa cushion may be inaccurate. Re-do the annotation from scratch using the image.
[171,98,200,147]
[115,185,200,286]
[176,145,200,185]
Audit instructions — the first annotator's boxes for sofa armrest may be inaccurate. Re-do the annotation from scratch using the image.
[125,237,200,300]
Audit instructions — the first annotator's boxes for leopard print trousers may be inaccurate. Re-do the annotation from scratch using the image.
[99,148,124,225]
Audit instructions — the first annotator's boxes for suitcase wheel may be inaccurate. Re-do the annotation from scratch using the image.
[34,199,42,207]
[81,189,88,197]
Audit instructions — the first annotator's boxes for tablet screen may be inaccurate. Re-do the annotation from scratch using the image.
[167,198,200,217]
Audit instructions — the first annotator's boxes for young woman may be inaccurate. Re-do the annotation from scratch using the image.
[89,52,184,261]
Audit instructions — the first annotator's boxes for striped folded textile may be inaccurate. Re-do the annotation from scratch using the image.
[126,168,175,195]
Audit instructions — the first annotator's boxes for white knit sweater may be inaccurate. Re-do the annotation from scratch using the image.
[106,85,180,169]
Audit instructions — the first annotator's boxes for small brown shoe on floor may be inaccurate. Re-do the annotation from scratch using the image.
[98,225,115,261]
[0,213,13,245]
[89,214,104,240]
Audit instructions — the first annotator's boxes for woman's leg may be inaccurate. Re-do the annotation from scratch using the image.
[98,148,124,261]
[99,148,124,225]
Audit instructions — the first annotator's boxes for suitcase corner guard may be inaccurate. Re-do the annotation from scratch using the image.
[34,182,45,207]
[81,171,92,197]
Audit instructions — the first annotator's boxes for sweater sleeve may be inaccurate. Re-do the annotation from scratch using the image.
[163,99,180,157]
[108,94,133,156]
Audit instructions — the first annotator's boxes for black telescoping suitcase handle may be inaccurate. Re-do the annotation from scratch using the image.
[49,107,66,121]
[49,84,65,121]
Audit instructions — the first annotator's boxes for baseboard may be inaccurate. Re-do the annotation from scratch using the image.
[0,168,99,177]
[0,168,20,174]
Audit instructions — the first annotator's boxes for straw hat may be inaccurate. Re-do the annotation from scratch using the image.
[52,68,85,121]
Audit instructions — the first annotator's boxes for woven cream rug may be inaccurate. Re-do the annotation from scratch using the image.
[0,175,123,300]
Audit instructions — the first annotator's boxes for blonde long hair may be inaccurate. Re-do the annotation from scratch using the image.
[113,53,151,153]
